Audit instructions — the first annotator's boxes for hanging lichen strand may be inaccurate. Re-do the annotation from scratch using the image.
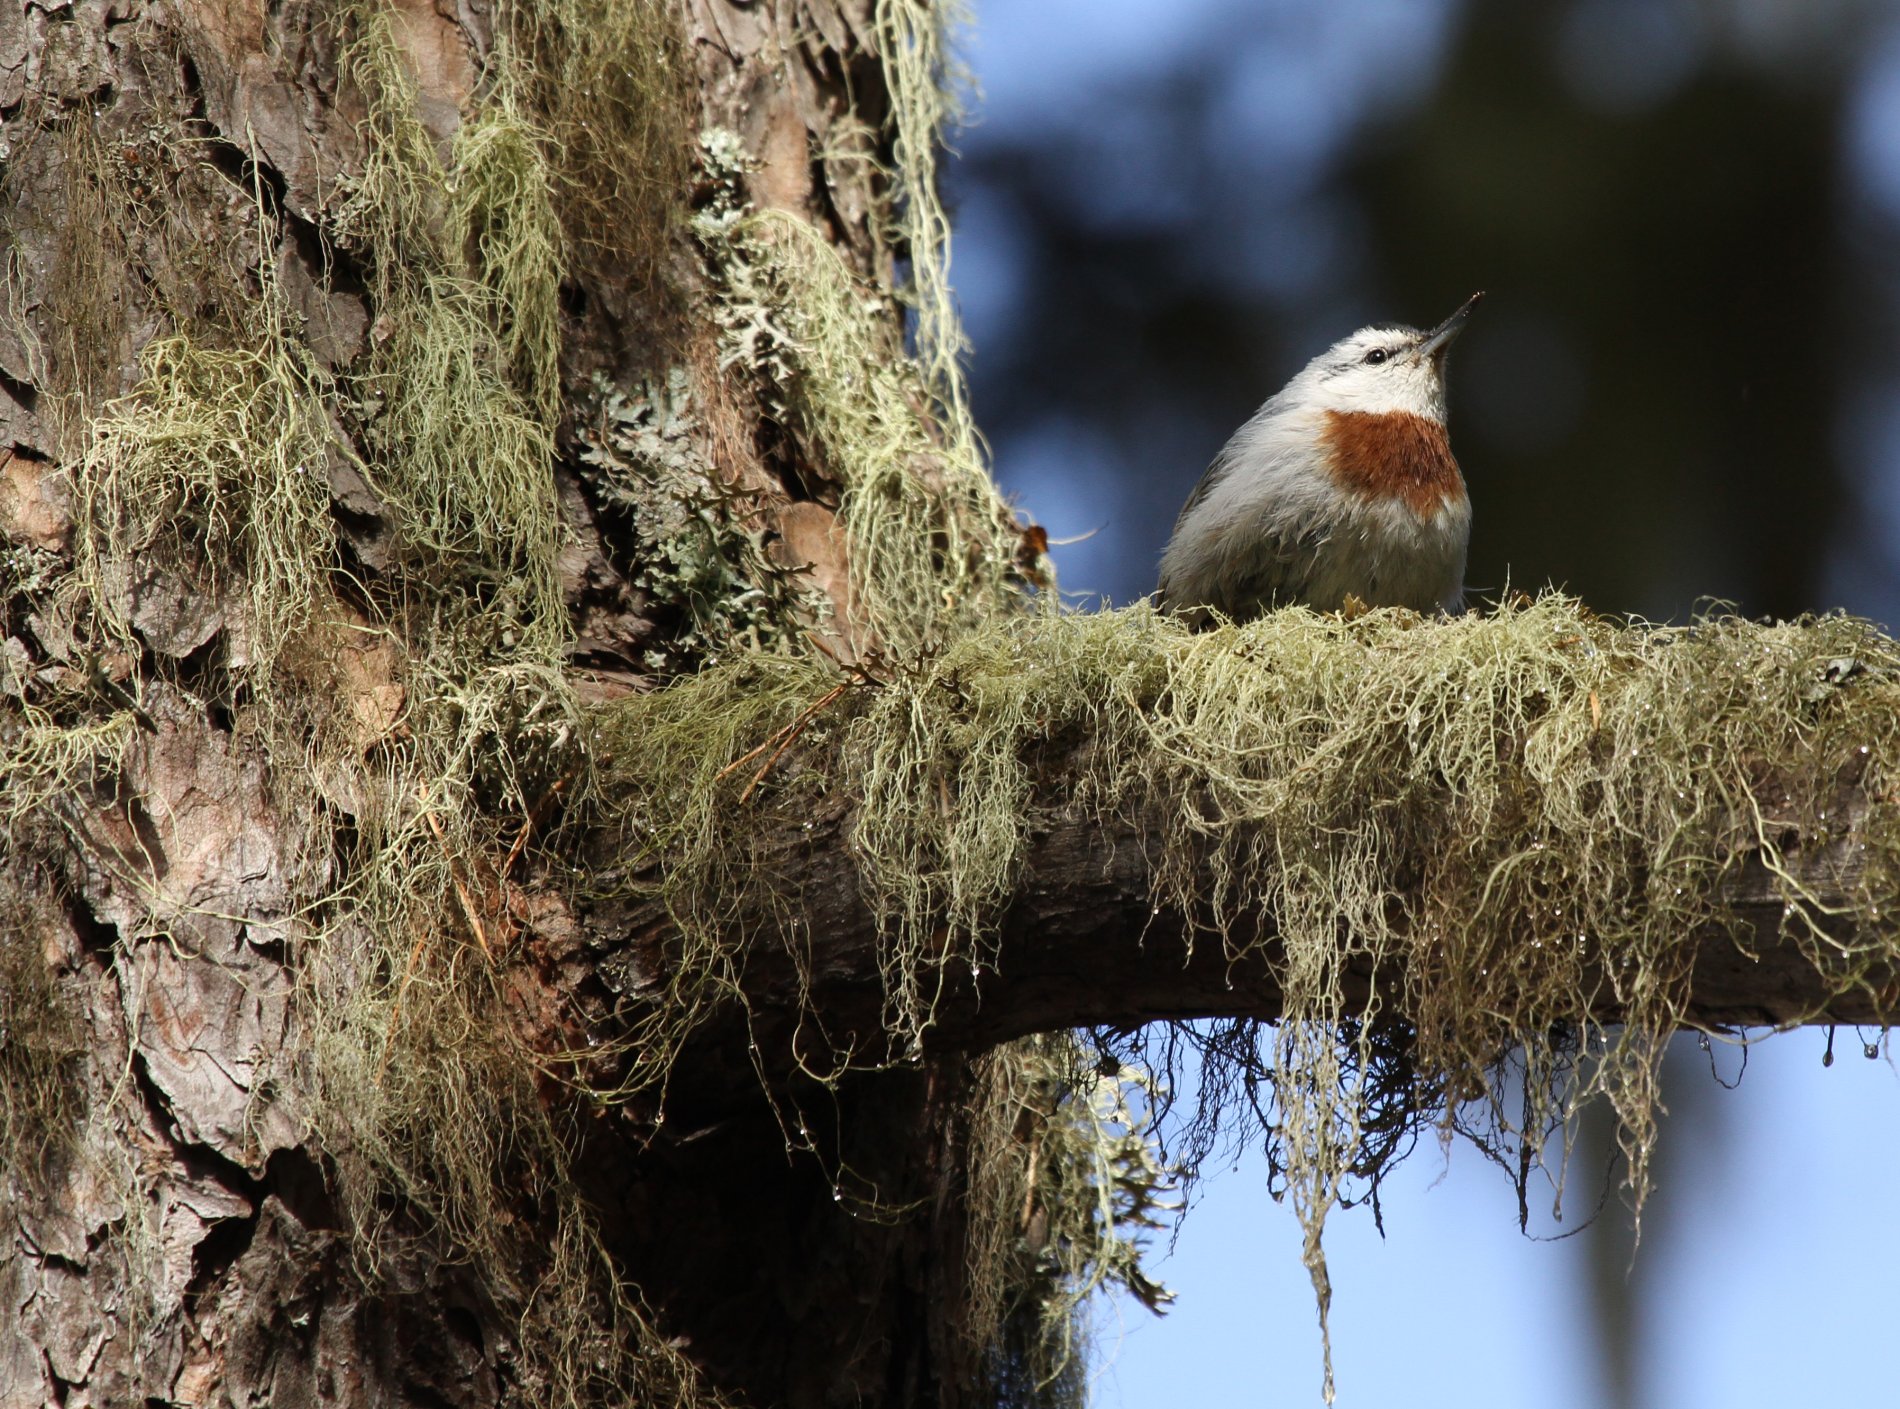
[599,594,1900,1400]
[690,192,1038,657]
[684,0,1041,661]
[330,0,567,638]
[857,0,1034,648]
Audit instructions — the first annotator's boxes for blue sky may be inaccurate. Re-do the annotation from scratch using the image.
[1089,1036,1900,1407]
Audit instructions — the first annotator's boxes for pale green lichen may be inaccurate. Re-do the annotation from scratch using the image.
[970,1040,1176,1407]
[19,0,1889,1401]
[874,0,978,433]
[502,0,694,290]
[0,740,128,1187]
[291,10,694,1406]
[600,593,1900,1402]
[71,330,338,677]
[694,129,1040,659]
[333,1,566,644]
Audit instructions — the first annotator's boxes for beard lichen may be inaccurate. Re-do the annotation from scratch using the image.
[501,0,694,297]
[966,1039,1177,1408]
[599,592,1900,1402]
[72,328,339,678]
[0,870,90,1187]
[3,97,266,449]
[874,0,976,430]
[332,3,567,638]
[279,7,719,1405]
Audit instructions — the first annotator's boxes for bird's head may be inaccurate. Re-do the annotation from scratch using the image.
[1291,292,1483,425]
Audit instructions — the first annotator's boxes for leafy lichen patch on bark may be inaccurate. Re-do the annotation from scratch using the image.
[694,147,1041,658]
[577,368,832,668]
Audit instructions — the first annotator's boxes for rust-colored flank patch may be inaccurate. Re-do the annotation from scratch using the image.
[1321,410,1466,517]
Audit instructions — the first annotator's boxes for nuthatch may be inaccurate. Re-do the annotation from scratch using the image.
[1157,292,1482,625]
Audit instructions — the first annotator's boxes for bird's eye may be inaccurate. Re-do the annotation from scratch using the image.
[1364,348,1389,366]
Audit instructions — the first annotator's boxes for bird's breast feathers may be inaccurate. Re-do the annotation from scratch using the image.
[1319,409,1466,519]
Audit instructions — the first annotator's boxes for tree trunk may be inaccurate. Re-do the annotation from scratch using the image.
[3,2,1899,1408]
[0,1,1057,1404]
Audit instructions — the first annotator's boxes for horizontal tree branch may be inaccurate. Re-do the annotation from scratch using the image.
[598,733,1898,1085]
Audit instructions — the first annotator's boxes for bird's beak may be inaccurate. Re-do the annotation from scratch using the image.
[1418,291,1484,363]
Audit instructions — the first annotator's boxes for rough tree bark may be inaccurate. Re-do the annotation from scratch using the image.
[1,2,1896,1409]
[0,1,1084,1404]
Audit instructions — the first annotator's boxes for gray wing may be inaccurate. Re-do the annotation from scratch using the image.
[1157,481,1331,626]
[1158,396,1327,623]
[1167,449,1235,530]
[1198,522,1330,622]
